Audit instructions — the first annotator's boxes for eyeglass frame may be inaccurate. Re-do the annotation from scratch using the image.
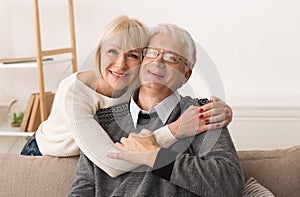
[142,47,191,68]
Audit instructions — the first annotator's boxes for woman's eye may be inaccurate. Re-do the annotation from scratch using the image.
[107,49,119,56]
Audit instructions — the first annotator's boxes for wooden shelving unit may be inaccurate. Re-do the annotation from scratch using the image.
[33,0,78,121]
[0,0,78,136]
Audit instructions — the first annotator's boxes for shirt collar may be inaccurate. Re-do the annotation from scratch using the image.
[130,91,180,128]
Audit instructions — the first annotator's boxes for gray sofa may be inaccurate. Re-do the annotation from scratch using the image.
[0,145,299,197]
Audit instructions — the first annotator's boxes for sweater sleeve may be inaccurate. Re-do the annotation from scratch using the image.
[153,125,177,148]
[152,127,244,196]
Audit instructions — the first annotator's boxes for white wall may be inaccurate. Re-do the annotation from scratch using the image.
[0,0,299,150]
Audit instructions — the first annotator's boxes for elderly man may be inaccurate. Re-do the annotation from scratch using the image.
[69,23,244,196]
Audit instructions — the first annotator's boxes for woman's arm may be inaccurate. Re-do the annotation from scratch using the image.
[63,74,174,177]
[154,96,232,146]
[64,76,137,177]
[67,72,233,177]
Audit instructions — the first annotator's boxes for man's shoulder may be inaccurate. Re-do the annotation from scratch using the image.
[96,102,129,112]
[166,96,209,123]
[94,102,129,123]
[180,96,209,108]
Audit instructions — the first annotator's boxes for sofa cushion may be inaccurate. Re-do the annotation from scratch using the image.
[238,145,300,197]
[0,154,78,197]
[243,177,275,197]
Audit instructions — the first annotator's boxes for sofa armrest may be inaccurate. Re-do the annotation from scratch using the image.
[238,145,300,197]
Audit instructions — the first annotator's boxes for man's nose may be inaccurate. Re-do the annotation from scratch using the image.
[153,53,164,64]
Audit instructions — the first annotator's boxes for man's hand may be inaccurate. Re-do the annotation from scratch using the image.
[107,129,161,168]
[168,96,233,138]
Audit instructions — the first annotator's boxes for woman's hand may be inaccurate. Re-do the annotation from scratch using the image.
[107,129,160,168]
[202,96,232,127]
[168,96,232,138]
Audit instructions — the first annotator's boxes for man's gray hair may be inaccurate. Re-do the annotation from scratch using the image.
[149,23,197,68]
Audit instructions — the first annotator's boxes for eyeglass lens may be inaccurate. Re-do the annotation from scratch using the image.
[143,48,181,64]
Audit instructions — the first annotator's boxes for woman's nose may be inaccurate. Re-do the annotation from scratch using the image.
[115,53,127,68]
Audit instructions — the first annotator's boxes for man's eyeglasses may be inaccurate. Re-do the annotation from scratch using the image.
[142,47,189,67]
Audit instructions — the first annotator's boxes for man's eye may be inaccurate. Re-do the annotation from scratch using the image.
[146,50,157,58]
[165,53,178,63]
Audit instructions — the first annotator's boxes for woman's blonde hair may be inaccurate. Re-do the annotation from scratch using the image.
[94,15,149,76]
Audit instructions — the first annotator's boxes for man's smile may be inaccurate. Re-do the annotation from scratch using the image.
[147,69,165,78]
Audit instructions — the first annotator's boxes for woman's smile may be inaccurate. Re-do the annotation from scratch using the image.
[109,70,129,78]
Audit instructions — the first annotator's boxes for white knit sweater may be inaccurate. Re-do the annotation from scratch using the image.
[35,72,177,177]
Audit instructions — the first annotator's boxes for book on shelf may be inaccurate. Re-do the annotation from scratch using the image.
[25,92,55,132]
[20,93,36,132]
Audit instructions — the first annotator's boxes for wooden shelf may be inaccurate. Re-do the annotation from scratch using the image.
[0,59,71,69]
[0,122,34,137]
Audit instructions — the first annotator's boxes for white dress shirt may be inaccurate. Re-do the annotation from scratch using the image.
[130,91,181,128]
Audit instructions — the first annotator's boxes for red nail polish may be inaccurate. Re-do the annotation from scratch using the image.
[205,119,210,123]
[199,108,204,113]
[216,124,221,128]
[199,114,204,119]
[209,100,213,103]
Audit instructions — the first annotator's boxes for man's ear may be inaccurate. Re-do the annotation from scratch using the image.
[182,69,192,84]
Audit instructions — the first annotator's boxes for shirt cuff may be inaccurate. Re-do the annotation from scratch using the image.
[152,148,177,181]
[153,126,177,148]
